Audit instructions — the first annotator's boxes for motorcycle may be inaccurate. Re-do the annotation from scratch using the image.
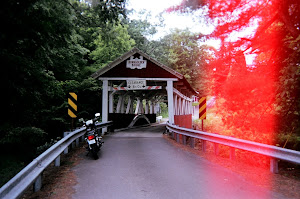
[83,113,104,159]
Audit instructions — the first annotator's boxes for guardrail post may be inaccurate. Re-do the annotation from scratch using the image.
[182,135,186,145]
[214,143,219,156]
[230,147,235,160]
[76,138,79,147]
[64,146,69,154]
[270,158,279,173]
[63,132,70,154]
[108,125,114,133]
[55,155,60,167]
[176,133,180,143]
[202,140,206,152]
[190,137,195,148]
[33,174,42,192]
[72,141,75,149]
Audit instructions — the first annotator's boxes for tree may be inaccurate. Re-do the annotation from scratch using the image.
[0,0,127,170]
[0,0,128,185]
[161,29,214,94]
[88,23,135,71]
[168,0,300,148]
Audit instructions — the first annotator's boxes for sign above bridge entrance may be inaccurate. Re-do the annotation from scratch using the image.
[126,55,147,69]
[127,79,146,89]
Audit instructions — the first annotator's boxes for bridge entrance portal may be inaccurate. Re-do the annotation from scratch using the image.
[92,48,198,133]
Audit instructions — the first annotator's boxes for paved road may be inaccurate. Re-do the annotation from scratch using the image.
[72,124,288,199]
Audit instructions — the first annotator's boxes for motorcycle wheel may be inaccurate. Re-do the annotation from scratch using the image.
[91,144,98,160]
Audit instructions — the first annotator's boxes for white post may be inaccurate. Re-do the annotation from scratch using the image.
[116,95,123,113]
[102,80,108,133]
[145,100,149,114]
[130,99,134,114]
[149,100,153,114]
[174,95,178,115]
[182,99,186,115]
[109,93,114,113]
[167,80,174,124]
[178,98,182,115]
[126,96,132,114]
[140,99,144,114]
[173,94,177,115]
[135,98,140,115]
[120,96,125,113]
[182,99,185,115]
[154,102,158,114]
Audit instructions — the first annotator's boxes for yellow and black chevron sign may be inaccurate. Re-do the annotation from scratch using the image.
[199,97,206,120]
[68,92,77,118]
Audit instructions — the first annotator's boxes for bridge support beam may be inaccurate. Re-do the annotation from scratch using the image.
[116,96,123,113]
[135,98,141,114]
[145,100,149,114]
[126,96,132,114]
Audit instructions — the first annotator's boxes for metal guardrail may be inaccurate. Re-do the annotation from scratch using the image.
[0,121,113,199]
[166,123,300,173]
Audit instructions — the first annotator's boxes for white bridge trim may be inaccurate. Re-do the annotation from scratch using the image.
[98,77,178,81]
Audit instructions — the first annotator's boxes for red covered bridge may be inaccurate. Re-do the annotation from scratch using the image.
[91,48,198,131]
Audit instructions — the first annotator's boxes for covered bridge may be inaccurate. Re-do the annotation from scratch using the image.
[91,48,198,132]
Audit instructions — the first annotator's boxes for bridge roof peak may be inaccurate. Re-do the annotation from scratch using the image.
[91,47,197,95]
[91,47,183,79]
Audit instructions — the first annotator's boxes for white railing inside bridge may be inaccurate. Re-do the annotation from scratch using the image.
[167,123,300,174]
[0,121,112,199]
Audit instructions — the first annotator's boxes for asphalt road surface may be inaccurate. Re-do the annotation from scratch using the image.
[72,124,288,199]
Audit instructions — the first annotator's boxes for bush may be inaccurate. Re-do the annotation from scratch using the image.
[36,137,62,156]
[0,127,47,162]
[276,133,300,151]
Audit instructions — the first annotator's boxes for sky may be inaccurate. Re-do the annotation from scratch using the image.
[126,0,216,41]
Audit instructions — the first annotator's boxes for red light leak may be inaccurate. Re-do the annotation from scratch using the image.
[167,0,283,197]
[208,1,279,197]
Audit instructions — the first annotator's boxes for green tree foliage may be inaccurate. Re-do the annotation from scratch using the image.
[123,15,157,53]
[0,0,126,184]
[0,0,126,132]
[161,29,214,93]
[89,23,135,70]
[121,11,170,63]
[1,0,83,129]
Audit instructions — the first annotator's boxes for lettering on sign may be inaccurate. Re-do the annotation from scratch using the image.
[126,56,147,69]
[127,80,146,90]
